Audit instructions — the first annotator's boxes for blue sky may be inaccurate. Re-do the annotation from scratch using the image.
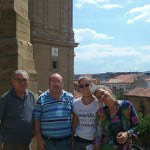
[73,0,150,74]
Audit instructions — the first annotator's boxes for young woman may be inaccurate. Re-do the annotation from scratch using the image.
[72,77,102,150]
[94,86,139,150]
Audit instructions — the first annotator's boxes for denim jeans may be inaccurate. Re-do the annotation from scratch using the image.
[74,136,94,150]
[44,138,71,150]
[74,141,88,150]
[1,143,30,150]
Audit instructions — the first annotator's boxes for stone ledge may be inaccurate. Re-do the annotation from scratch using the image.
[32,38,78,47]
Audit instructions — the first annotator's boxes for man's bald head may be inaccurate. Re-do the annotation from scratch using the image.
[49,73,63,82]
[48,73,64,99]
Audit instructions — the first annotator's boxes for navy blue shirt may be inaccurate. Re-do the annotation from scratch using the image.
[0,88,35,144]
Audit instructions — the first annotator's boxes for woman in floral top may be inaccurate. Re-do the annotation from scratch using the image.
[94,86,139,150]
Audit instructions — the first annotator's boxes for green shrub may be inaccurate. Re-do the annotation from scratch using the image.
[138,113,150,137]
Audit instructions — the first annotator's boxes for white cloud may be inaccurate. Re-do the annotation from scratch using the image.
[75,0,123,10]
[75,0,109,8]
[127,5,150,24]
[75,43,137,61]
[75,44,150,73]
[98,4,123,9]
[74,28,114,42]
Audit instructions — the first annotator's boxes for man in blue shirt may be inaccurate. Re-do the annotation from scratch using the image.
[0,70,35,150]
[34,73,73,150]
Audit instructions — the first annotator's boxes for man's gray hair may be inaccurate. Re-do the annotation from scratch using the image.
[12,70,29,79]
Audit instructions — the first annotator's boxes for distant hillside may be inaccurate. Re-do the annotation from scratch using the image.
[74,71,144,81]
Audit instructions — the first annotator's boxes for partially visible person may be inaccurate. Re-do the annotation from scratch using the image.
[72,76,102,150]
[0,70,35,150]
[94,85,139,150]
[37,90,43,96]
[34,90,43,101]
[34,73,73,150]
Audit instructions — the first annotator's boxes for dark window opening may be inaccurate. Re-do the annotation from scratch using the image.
[53,61,57,69]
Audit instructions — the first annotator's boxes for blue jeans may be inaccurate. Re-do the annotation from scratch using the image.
[44,138,71,150]
[1,143,30,150]
[74,136,94,150]
[74,141,87,150]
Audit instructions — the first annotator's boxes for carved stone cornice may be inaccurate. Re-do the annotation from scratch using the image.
[32,37,78,47]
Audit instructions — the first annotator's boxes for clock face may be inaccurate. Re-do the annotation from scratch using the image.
[51,47,58,56]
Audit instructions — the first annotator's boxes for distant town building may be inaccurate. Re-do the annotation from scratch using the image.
[75,72,142,82]
[145,77,150,88]
[102,74,148,99]
[124,87,150,116]
[103,74,140,91]
[74,90,82,99]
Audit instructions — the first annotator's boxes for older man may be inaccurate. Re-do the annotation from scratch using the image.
[0,70,35,150]
[34,73,73,150]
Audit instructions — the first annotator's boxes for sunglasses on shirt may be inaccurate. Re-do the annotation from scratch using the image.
[79,83,90,88]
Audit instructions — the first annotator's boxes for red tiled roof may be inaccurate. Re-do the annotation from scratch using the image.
[124,87,150,97]
[73,81,78,84]
[145,77,150,81]
[74,90,82,99]
[104,74,140,84]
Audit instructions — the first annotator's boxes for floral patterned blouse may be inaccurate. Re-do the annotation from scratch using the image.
[95,100,139,150]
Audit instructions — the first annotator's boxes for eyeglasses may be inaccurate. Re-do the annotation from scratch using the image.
[14,78,27,83]
[79,83,90,88]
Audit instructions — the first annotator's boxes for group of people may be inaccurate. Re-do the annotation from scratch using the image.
[0,70,139,150]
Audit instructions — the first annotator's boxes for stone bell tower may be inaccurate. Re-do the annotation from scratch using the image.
[29,0,78,93]
[0,0,37,94]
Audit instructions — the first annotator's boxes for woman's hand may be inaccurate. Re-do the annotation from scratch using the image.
[116,132,129,144]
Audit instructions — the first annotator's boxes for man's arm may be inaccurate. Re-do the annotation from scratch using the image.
[71,112,79,149]
[34,119,42,139]
[0,95,8,126]
[33,95,45,150]
[34,119,45,150]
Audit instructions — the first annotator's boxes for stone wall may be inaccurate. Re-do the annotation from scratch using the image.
[124,95,150,116]
[0,0,37,95]
[29,0,77,94]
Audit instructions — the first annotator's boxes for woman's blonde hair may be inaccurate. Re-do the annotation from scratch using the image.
[94,85,117,101]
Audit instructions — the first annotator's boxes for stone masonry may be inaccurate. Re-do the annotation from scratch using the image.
[0,0,37,94]
[29,0,78,93]
[0,0,78,94]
